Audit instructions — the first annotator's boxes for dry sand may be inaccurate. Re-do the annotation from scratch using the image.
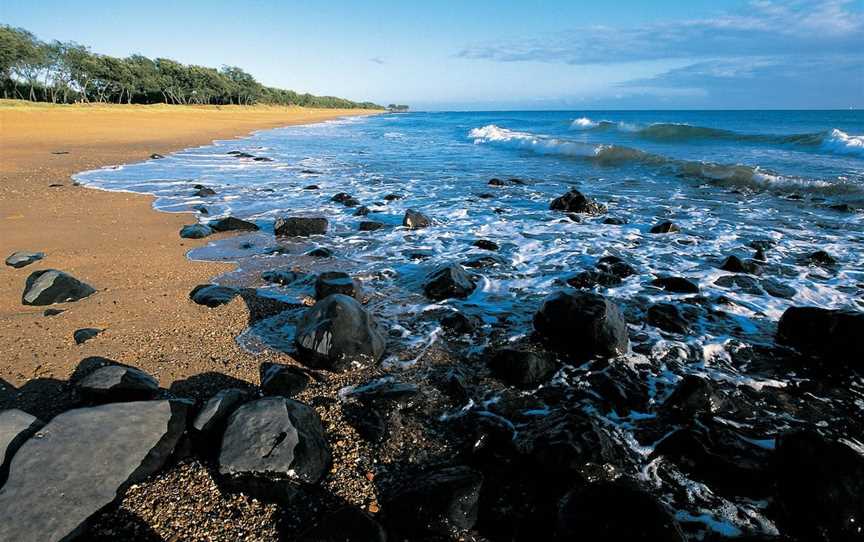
[0,101,380,389]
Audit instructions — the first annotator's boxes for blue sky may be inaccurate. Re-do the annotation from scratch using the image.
[2,0,862,109]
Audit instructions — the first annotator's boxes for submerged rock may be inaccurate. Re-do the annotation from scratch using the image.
[462,254,507,269]
[403,209,431,229]
[596,255,637,278]
[473,239,499,251]
[179,223,213,239]
[274,217,328,237]
[423,263,476,300]
[194,186,217,197]
[776,306,864,362]
[719,255,762,274]
[315,271,361,300]
[294,294,386,371]
[332,192,360,207]
[762,278,796,299]
[359,220,385,231]
[209,216,259,232]
[652,276,699,294]
[649,221,680,234]
[189,284,238,307]
[566,270,622,289]
[306,247,333,258]
[5,251,44,269]
[550,189,606,215]
[487,348,557,389]
[714,274,762,295]
[21,269,95,306]
[646,303,690,334]
[533,290,629,359]
[805,250,837,267]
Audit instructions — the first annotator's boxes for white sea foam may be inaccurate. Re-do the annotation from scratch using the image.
[469,124,601,157]
[822,128,864,157]
[571,117,598,129]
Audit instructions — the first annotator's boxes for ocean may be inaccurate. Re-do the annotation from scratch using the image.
[75,110,863,537]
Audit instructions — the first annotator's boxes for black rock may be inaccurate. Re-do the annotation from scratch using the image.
[566,270,622,289]
[383,466,483,536]
[649,221,680,234]
[306,247,333,258]
[5,251,44,268]
[596,255,637,279]
[77,364,160,402]
[260,363,310,397]
[21,269,96,306]
[488,348,557,389]
[193,204,209,214]
[533,290,629,359]
[805,250,837,267]
[219,397,331,500]
[43,308,64,316]
[332,192,360,207]
[749,239,776,251]
[488,178,506,186]
[549,189,606,215]
[423,263,476,300]
[298,506,387,542]
[179,224,213,239]
[274,217,328,237]
[603,217,626,225]
[189,284,238,307]
[661,375,719,419]
[262,269,304,286]
[359,220,385,231]
[353,205,371,216]
[714,274,762,295]
[192,388,251,434]
[557,481,684,541]
[473,239,499,251]
[403,209,431,229]
[762,278,796,299]
[295,294,386,371]
[344,378,419,406]
[646,303,690,334]
[462,254,506,269]
[0,400,189,542]
[477,192,495,199]
[0,409,43,486]
[719,255,762,274]
[441,311,476,334]
[227,151,256,158]
[150,153,164,159]
[253,156,273,162]
[384,193,402,201]
[652,276,699,294]
[304,184,320,190]
[194,186,217,197]
[774,430,864,541]
[315,271,360,300]
[776,306,864,362]
[209,217,259,232]
[73,327,102,345]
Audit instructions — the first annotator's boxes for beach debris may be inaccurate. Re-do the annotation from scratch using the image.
[21,269,95,306]
[76,363,160,402]
[189,284,239,307]
[259,363,310,398]
[180,223,213,239]
[534,290,629,358]
[73,327,102,345]
[402,208,431,229]
[487,348,557,389]
[777,306,864,362]
[651,275,700,294]
[0,409,43,486]
[649,220,680,233]
[208,216,259,232]
[0,400,189,542]
[549,189,607,215]
[295,294,386,371]
[274,216,328,237]
[423,263,476,300]
[4,250,44,268]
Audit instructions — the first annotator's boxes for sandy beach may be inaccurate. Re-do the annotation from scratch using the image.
[0,101,379,390]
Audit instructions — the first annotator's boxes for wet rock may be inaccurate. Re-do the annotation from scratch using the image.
[487,348,557,389]
[603,217,626,225]
[462,254,506,268]
[774,430,864,541]
[192,388,251,434]
[558,480,684,540]
[150,153,164,159]
[274,217,328,237]
[714,274,762,295]
[5,251,44,268]
[219,397,331,500]
[776,306,864,361]
[533,290,630,359]
[403,209,431,229]
[332,192,360,207]
[805,250,837,267]
[549,189,606,215]
[260,363,310,397]
[652,276,699,294]
[253,156,273,162]
[423,263,476,300]
[227,151,255,158]
[189,284,238,307]
[303,184,319,190]
[295,294,386,371]
[761,278,796,299]
[73,327,102,345]
[646,303,690,334]
[383,465,483,536]
[359,220,385,231]
[21,269,96,306]
[262,269,304,285]
[194,186,216,197]
[0,409,43,486]
[754,247,767,261]
[719,255,762,274]
[566,270,622,289]
[488,178,506,186]
[77,364,160,402]
[179,223,213,239]
[596,255,637,279]
[384,193,402,201]
[315,271,360,300]
[353,205,370,216]
[0,400,189,542]
[306,247,333,258]
[441,311,476,334]
[649,221,680,234]
[192,204,209,214]
[513,409,604,473]
[298,506,387,542]
[209,216,259,232]
[473,239,499,251]
[661,375,720,419]
[344,378,419,405]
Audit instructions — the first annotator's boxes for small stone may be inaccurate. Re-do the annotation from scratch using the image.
[5,251,44,269]
[649,221,680,234]
[73,328,102,345]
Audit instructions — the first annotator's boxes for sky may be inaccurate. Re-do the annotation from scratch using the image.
[2,0,862,110]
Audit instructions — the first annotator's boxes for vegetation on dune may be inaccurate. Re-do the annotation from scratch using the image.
[0,25,383,109]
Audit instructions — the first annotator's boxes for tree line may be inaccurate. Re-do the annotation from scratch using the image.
[0,26,382,109]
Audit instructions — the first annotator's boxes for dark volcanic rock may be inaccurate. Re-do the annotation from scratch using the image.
[776,306,864,362]
[805,250,837,267]
[652,276,699,294]
[179,223,213,239]
[774,430,864,541]
[714,274,762,295]
[344,378,419,405]
[150,153,164,159]
[661,375,719,419]
[596,255,637,278]
[383,465,483,536]
[424,263,476,300]
[315,271,360,300]
[549,189,606,215]
[354,205,370,216]
[566,270,622,289]
[646,303,690,334]
[260,363,310,397]
[189,284,238,307]
[0,400,189,542]
[295,294,386,371]
[192,388,251,434]
[274,217,328,237]
[21,269,95,306]
[473,239,499,251]
[5,251,44,268]
[603,217,626,225]
[73,327,102,345]
[298,506,387,542]
[533,290,629,359]
[358,220,385,231]
[76,364,160,402]
[649,221,680,234]
[306,247,333,258]
[441,311,476,334]
[209,216,259,232]
[262,269,304,286]
[0,409,43,485]
[219,397,331,500]
[462,254,506,269]
[761,278,796,299]
[332,192,360,207]
[558,481,684,541]
[488,348,557,389]
[383,193,402,201]
[719,255,762,274]
[194,186,217,197]
[403,208,431,229]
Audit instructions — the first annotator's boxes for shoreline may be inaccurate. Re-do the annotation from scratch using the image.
[0,102,380,389]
